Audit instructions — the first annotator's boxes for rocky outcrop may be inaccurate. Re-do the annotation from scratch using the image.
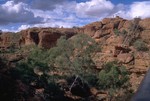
[83,21,102,37]
[82,16,127,39]
[134,52,150,71]
[0,32,13,47]
[117,53,134,64]
[140,30,150,44]
[139,18,150,30]
[2,16,150,72]
[17,16,150,50]
[20,28,79,49]
[1,16,150,101]
[20,28,40,46]
[88,17,150,93]
[121,20,132,31]
[38,30,61,48]
[0,32,21,50]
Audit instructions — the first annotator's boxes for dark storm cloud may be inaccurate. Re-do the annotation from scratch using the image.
[0,1,43,25]
[31,0,67,11]
[9,0,67,11]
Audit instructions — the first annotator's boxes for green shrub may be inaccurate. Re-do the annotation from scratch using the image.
[48,34,100,76]
[16,61,38,84]
[97,62,129,90]
[114,29,127,37]
[114,29,120,36]
[133,40,148,51]
[16,34,100,86]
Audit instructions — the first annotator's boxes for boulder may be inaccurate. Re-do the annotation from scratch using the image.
[134,58,149,69]
[140,30,150,44]
[83,22,102,37]
[93,30,102,38]
[92,21,103,30]
[90,87,108,101]
[90,87,99,95]
[102,17,124,28]
[139,18,150,30]
[117,53,134,64]
[101,18,111,24]
[93,30,111,38]
[102,23,114,30]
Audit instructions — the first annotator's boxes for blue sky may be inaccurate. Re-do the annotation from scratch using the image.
[0,0,150,32]
[110,0,149,4]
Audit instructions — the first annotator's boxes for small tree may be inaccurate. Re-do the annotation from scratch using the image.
[133,39,148,51]
[114,29,127,37]
[48,34,100,88]
[97,61,129,90]
[16,34,100,95]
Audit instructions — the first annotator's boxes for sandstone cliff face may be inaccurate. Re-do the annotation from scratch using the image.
[0,32,12,47]
[17,17,133,49]
[19,28,79,49]
[82,17,150,92]
[20,28,41,46]
[0,32,20,49]
[2,17,150,74]
[139,19,150,44]
[38,30,61,48]
[1,16,150,94]
[82,16,127,39]
[16,17,150,76]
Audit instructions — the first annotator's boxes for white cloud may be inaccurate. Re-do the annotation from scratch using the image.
[1,0,150,32]
[0,0,43,24]
[18,25,31,31]
[76,0,114,18]
[75,0,150,20]
[2,1,21,13]
[111,1,150,19]
[128,1,150,19]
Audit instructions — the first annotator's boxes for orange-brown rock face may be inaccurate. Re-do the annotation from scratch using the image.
[20,28,40,46]
[82,16,128,40]
[88,17,150,92]
[2,16,150,95]
[139,18,150,30]
[117,53,134,64]
[3,16,150,50]
[83,21,102,37]
[0,32,17,48]
[20,28,79,49]
[38,30,61,49]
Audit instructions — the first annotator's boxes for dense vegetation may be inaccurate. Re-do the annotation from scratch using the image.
[0,34,131,101]
[133,39,148,51]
